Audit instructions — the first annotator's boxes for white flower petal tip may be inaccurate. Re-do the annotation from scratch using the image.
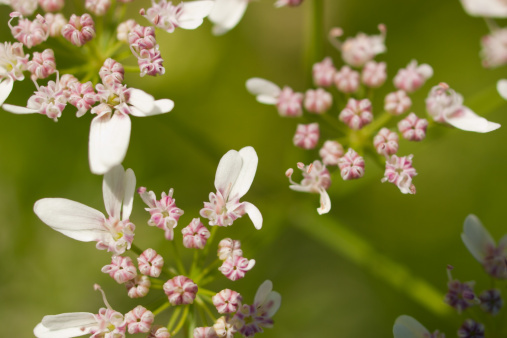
[393,315,430,338]
[179,1,215,30]
[316,188,331,215]
[460,0,507,17]
[128,88,155,112]
[497,79,507,100]
[0,77,14,106]
[34,312,97,338]
[244,202,263,229]
[461,214,495,263]
[445,106,500,133]
[208,0,248,35]
[2,103,38,114]
[246,78,281,105]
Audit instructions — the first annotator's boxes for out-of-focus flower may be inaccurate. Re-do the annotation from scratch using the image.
[479,289,503,315]
[213,316,236,338]
[246,78,303,117]
[274,0,303,7]
[334,65,359,93]
[393,60,433,93]
[393,315,445,338]
[33,165,136,256]
[397,113,428,141]
[208,0,248,35]
[445,265,479,313]
[319,140,344,166]
[0,42,28,105]
[10,0,38,16]
[9,12,49,49]
[286,160,331,214]
[362,61,387,88]
[339,98,373,130]
[86,0,111,16]
[384,90,411,115]
[200,146,263,229]
[39,0,64,12]
[312,57,336,87]
[304,88,332,114]
[293,123,319,149]
[481,28,507,68]
[217,238,243,261]
[381,155,417,194]
[373,128,398,156]
[460,0,507,17]
[194,326,219,338]
[338,148,365,180]
[457,319,485,338]
[44,13,67,37]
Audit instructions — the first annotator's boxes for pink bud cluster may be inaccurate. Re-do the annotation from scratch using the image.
[339,98,373,130]
[127,23,165,77]
[163,275,198,305]
[217,238,255,281]
[182,218,211,249]
[27,49,55,80]
[61,14,95,47]
[9,13,49,49]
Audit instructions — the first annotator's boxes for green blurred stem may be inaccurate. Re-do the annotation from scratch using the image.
[167,306,182,331]
[170,241,187,275]
[195,296,217,323]
[305,0,325,86]
[130,244,143,255]
[171,305,190,336]
[194,258,221,284]
[198,288,217,297]
[291,205,452,317]
[153,302,170,316]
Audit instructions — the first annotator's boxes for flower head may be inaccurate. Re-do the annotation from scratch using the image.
[330,25,386,67]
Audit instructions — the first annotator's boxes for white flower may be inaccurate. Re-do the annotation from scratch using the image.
[200,146,263,229]
[34,165,137,255]
[393,315,444,338]
[460,0,507,17]
[208,0,249,35]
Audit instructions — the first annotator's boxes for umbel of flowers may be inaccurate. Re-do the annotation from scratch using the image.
[33,147,281,337]
[246,25,500,214]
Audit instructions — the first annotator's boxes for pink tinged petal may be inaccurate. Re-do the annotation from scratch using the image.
[129,99,174,117]
[460,0,507,17]
[254,280,273,306]
[89,112,132,175]
[215,150,242,197]
[229,146,258,200]
[262,291,281,318]
[445,106,500,133]
[461,214,495,263]
[209,0,248,35]
[122,168,136,220]
[497,79,507,100]
[2,103,38,114]
[243,202,262,229]
[317,187,331,215]
[0,77,14,106]
[393,315,430,338]
[103,165,127,219]
[178,1,215,29]
[246,78,281,105]
[34,312,97,338]
[34,198,107,242]
[128,88,155,113]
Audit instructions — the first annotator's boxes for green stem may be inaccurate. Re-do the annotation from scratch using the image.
[198,288,217,297]
[171,305,190,336]
[167,306,182,331]
[152,302,170,316]
[195,296,217,323]
[305,0,325,86]
[194,258,221,284]
[171,241,187,275]
[130,244,143,256]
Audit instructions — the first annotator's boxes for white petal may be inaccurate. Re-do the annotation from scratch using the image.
[288,184,312,193]
[214,149,242,198]
[393,315,430,338]
[262,291,281,318]
[2,103,38,114]
[445,106,500,133]
[0,77,14,106]
[34,198,107,242]
[317,187,331,215]
[89,112,132,175]
[243,201,262,229]
[179,1,215,29]
[461,214,495,263]
[460,0,507,17]
[122,168,136,220]
[246,78,281,105]
[128,88,155,113]
[254,280,273,306]
[103,165,126,219]
[35,312,96,338]
[417,64,433,79]
[497,79,507,100]
[129,99,174,117]
[229,146,258,200]
[209,0,248,35]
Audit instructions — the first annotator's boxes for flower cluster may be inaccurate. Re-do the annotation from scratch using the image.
[33,147,280,337]
[247,25,500,214]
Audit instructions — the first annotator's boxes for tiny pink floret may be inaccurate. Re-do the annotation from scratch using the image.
[312,57,336,87]
[148,326,171,338]
[373,128,399,156]
[137,248,164,277]
[62,14,96,47]
[213,289,243,314]
[126,275,151,298]
[219,255,255,281]
[27,49,56,80]
[362,61,387,88]
[125,305,154,334]
[163,275,198,305]
[276,87,303,117]
[9,13,49,49]
[381,155,417,194]
[217,238,243,261]
[319,140,344,166]
[304,88,332,114]
[384,90,412,116]
[398,113,428,141]
[293,123,320,149]
[339,98,373,130]
[38,0,64,12]
[182,218,211,249]
[44,13,67,37]
[85,0,111,16]
[393,60,433,93]
[101,255,137,284]
[334,66,360,93]
[338,148,365,180]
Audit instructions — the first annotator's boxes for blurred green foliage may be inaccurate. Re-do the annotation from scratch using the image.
[1,0,506,337]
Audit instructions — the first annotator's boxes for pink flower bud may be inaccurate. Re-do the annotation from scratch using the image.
[38,0,64,12]
[59,73,79,92]
[338,148,365,180]
[125,306,154,334]
[148,326,171,338]
[304,88,332,114]
[333,25,386,67]
[398,113,428,141]
[27,80,67,121]
[213,289,243,314]
[117,19,138,43]
[373,128,399,156]
[217,238,242,261]
[126,275,151,298]
[334,66,360,93]
[44,13,67,37]
[312,57,336,87]
[137,47,165,77]
[194,327,218,338]
[62,14,96,47]
[276,87,303,117]
[213,317,237,338]
[9,13,49,49]
[293,123,319,149]
[68,81,97,117]
[381,155,417,194]
[137,248,164,277]
[182,218,211,249]
[481,28,507,68]
[85,0,111,16]
[384,90,412,115]
[101,255,137,284]
[128,25,157,50]
[393,60,433,93]
[362,61,386,88]
[28,49,56,80]
[99,58,125,86]
[219,255,255,281]
[339,98,373,130]
[163,275,198,305]
[319,140,344,166]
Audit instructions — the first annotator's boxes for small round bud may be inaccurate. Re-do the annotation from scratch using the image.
[339,98,373,130]
[163,276,198,305]
[137,248,164,277]
[293,123,320,149]
[338,149,365,180]
[384,90,412,115]
[397,113,428,141]
[213,289,243,314]
[334,66,360,93]
[304,88,332,114]
[319,140,344,166]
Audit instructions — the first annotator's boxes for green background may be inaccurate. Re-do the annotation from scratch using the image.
[1,0,506,336]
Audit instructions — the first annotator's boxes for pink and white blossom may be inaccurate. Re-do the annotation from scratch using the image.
[393,315,445,338]
[33,165,137,255]
[373,128,399,156]
[208,0,248,35]
[338,148,365,180]
[384,90,411,115]
[460,0,507,17]
[287,160,331,215]
[217,238,243,261]
[38,0,64,12]
[200,146,263,229]
[85,0,111,16]
[397,113,428,141]
[362,61,387,88]
[246,78,303,117]
[125,306,154,334]
[481,28,507,68]
[9,12,49,48]
[137,248,164,277]
[304,88,332,114]
[10,0,38,16]
[182,218,211,249]
[339,98,373,130]
[334,66,360,93]
[68,80,97,117]
[62,14,95,47]
[148,326,171,338]
[213,317,236,338]
[141,0,214,33]
[393,60,433,93]
[117,19,138,43]
[0,42,28,106]
[381,155,417,194]
[293,123,319,149]
[126,275,151,298]
[99,58,125,87]
[44,13,67,37]
[102,255,137,284]
[138,187,184,240]
[163,275,198,305]
[319,140,344,166]
[312,57,336,87]
[219,255,256,281]
[213,289,242,314]
[27,49,56,80]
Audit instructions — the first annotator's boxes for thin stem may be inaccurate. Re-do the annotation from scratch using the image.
[152,301,170,316]
[305,0,325,86]
[198,288,217,297]
[167,306,182,332]
[194,258,221,284]
[171,305,190,336]
[195,296,217,323]
[189,249,200,278]
[130,244,144,256]
[170,241,187,275]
